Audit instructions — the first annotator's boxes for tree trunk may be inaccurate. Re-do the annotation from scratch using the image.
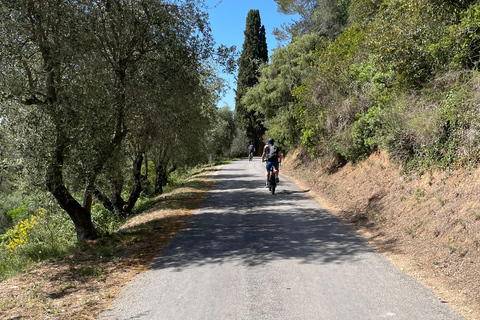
[123,151,144,213]
[143,152,150,187]
[39,35,97,241]
[112,173,126,213]
[99,151,144,216]
[45,135,97,241]
[155,157,169,195]
[93,189,114,212]
[82,181,94,214]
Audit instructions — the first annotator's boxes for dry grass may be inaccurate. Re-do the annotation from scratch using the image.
[282,150,480,320]
[0,170,216,320]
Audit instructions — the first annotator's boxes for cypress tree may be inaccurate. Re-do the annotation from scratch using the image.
[235,9,268,150]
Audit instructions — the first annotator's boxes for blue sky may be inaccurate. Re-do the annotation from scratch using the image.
[204,0,298,109]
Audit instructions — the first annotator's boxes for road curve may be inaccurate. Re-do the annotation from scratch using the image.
[100,158,466,320]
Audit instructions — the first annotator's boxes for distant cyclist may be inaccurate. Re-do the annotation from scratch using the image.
[248,142,255,161]
[261,138,282,187]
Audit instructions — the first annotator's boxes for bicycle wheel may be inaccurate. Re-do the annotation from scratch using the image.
[269,171,276,195]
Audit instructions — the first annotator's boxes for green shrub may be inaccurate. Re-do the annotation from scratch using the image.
[364,0,455,87]
[0,212,12,236]
[429,87,477,166]
[448,3,480,69]
[345,106,383,161]
[91,203,122,236]
[350,60,376,90]
[0,194,44,235]
[6,206,28,222]
[0,208,77,280]
[229,128,249,158]
[0,193,25,218]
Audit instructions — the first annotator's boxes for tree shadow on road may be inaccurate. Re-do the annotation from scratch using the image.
[148,182,374,271]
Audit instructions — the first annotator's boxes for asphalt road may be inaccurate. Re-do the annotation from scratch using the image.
[100,158,466,320]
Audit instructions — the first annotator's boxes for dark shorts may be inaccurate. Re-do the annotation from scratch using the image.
[266,161,279,171]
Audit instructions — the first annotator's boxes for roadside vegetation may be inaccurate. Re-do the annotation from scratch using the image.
[245,0,480,173]
[0,0,244,282]
[0,164,222,281]
[0,0,241,244]
[0,164,218,319]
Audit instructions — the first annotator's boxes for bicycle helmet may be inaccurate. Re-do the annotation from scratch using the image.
[267,138,274,145]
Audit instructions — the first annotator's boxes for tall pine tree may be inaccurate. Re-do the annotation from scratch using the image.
[235,9,268,150]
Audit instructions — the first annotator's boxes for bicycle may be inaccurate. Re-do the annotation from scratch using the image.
[248,152,253,161]
[268,166,277,195]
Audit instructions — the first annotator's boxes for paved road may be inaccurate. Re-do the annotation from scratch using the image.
[100,158,466,320]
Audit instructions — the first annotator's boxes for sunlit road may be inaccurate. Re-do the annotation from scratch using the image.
[100,158,466,320]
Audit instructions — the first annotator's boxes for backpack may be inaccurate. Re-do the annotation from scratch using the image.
[266,145,279,162]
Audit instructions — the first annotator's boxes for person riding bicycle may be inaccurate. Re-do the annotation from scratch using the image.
[261,138,282,187]
[248,142,255,159]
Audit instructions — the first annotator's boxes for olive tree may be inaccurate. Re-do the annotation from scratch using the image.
[0,0,230,240]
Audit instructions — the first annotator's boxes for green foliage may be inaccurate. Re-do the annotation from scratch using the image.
[243,0,480,172]
[235,9,268,145]
[428,87,478,166]
[273,0,352,40]
[316,24,366,85]
[205,107,236,161]
[0,0,229,240]
[0,207,76,280]
[448,3,480,69]
[0,194,24,220]
[91,204,122,237]
[300,127,322,158]
[348,106,383,161]
[0,213,12,237]
[349,60,376,90]
[244,33,323,152]
[0,194,44,234]
[362,0,464,87]
[349,59,395,108]
[229,128,250,158]
[391,74,480,172]
[6,206,28,222]
[0,200,116,279]
[0,126,19,194]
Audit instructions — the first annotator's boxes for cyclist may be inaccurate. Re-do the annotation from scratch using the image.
[248,142,255,160]
[261,138,282,187]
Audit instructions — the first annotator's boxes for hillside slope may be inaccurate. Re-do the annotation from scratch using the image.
[282,150,480,320]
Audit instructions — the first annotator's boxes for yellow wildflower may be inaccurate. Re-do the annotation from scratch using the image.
[4,210,45,252]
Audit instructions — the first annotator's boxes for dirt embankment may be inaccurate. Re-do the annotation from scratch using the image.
[282,150,480,320]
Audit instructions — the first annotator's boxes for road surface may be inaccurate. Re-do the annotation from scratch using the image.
[100,158,466,320]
